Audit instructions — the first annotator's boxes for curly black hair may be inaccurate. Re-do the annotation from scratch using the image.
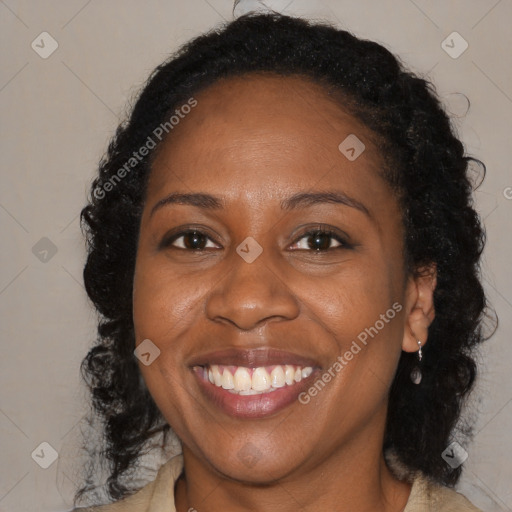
[75,12,492,505]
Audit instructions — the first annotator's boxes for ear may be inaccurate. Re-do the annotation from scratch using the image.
[402,264,437,354]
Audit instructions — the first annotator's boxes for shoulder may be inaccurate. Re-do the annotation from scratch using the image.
[405,472,483,512]
[71,454,184,512]
[385,449,482,511]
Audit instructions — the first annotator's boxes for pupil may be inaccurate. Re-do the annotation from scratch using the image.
[309,231,330,251]
[185,231,204,250]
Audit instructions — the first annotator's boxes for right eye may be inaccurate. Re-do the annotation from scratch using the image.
[161,229,221,251]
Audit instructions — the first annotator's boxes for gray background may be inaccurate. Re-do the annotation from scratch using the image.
[1,1,511,511]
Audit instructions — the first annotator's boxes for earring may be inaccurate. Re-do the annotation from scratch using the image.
[410,340,423,385]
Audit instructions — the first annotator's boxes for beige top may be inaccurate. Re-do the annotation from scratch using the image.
[76,454,482,511]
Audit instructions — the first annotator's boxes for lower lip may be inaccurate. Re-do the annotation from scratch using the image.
[193,368,318,419]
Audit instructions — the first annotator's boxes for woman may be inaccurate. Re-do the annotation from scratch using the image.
[74,13,489,511]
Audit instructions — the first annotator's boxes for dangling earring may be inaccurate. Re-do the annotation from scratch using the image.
[410,340,423,385]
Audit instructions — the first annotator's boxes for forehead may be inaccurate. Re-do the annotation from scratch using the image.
[147,73,387,204]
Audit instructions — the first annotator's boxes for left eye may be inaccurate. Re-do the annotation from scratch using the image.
[290,229,346,251]
[164,230,219,250]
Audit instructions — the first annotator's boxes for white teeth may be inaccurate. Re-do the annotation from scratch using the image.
[236,387,278,395]
[234,367,252,391]
[270,366,286,388]
[301,367,313,379]
[212,365,222,387]
[205,364,314,394]
[221,369,234,389]
[252,367,271,391]
[284,365,295,385]
[239,389,262,395]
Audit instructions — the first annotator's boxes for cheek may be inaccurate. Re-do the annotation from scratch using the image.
[132,262,198,427]
[133,256,200,343]
[132,260,188,397]
[301,262,404,388]
[304,262,397,334]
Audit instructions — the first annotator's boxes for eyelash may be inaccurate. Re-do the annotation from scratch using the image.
[161,224,351,252]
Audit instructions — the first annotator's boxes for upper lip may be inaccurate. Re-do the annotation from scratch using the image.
[188,347,321,368]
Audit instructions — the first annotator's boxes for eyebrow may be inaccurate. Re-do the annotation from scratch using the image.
[150,190,370,218]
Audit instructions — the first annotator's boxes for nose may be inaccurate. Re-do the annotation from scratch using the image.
[205,248,300,331]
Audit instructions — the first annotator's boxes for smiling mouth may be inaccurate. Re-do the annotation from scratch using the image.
[194,364,314,395]
[189,347,321,418]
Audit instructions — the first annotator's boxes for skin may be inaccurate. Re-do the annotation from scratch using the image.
[133,74,436,512]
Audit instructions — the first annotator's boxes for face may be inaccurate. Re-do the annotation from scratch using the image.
[133,74,411,483]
